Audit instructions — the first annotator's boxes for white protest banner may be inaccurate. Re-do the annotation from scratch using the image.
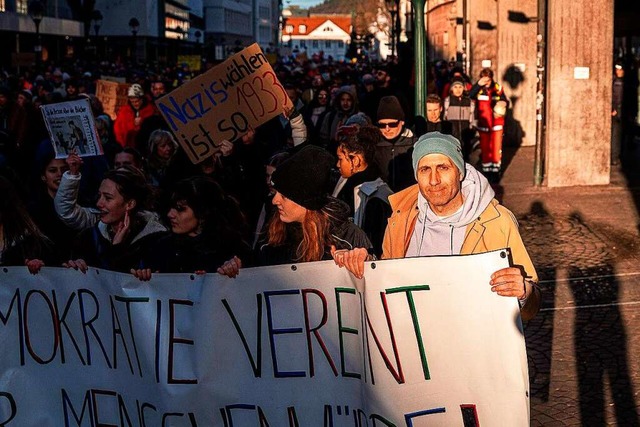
[0,250,529,426]
[40,99,103,159]
[95,79,130,121]
[155,43,292,164]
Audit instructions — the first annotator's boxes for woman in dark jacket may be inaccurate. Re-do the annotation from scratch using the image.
[0,174,53,272]
[28,143,78,263]
[142,176,251,275]
[301,87,331,145]
[218,145,373,277]
[332,125,392,258]
[65,166,167,273]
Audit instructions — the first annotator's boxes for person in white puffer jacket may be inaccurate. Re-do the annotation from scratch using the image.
[54,151,101,231]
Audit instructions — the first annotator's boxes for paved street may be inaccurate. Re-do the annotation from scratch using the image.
[499,145,640,425]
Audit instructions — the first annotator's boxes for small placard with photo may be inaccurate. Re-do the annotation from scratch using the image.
[40,99,103,159]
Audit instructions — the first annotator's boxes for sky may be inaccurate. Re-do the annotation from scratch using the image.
[285,0,325,9]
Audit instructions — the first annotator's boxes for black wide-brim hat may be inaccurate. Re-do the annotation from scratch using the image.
[270,145,333,211]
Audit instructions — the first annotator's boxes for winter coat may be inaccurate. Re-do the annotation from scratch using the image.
[375,127,416,192]
[469,82,507,131]
[72,211,168,272]
[257,199,373,266]
[318,86,359,151]
[54,171,100,231]
[380,172,537,286]
[0,234,55,266]
[147,233,252,274]
[444,95,475,144]
[114,101,156,148]
[28,189,78,263]
[333,165,392,257]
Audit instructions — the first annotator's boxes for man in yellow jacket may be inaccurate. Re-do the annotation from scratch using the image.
[333,131,540,321]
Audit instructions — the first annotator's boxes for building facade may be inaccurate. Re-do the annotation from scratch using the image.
[0,0,83,68]
[424,0,617,186]
[0,0,278,70]
[204,0,278,61]
[282,15,351,61]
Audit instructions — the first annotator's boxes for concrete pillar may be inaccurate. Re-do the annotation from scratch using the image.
[545,0,614,186]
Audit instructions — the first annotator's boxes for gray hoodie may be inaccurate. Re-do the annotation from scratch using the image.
[406,164,495,256]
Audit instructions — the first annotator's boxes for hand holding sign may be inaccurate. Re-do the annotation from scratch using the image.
[155,44,292,164]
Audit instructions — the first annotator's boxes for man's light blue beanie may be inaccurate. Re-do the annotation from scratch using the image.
[412,132,466,178]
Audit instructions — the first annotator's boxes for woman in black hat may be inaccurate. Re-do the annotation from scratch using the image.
[218,145,373,277]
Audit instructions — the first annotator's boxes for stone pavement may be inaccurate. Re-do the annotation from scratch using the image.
[497,145,640,425]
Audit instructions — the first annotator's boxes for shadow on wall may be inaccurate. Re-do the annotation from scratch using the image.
[501,64,526,151]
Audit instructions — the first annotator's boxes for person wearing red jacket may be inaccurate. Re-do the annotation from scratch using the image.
[114,84,155,148]
[469,68,508,179]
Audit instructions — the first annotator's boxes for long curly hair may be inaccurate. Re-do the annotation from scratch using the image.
[266,197,349,262]
[0,175,49,259]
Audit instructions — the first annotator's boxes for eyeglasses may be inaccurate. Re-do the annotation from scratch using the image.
[377,121,400,129]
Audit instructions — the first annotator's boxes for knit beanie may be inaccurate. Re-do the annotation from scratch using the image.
[270,145,333,210]
[376,96,405,121]
[344,112,372,127]
[412,132,466,179]
[128,84,144,98]
[450,77,465,89]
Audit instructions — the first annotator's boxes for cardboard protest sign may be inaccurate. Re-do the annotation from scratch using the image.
[156,43,292,164]
[0,251,530,426]
[40,99,103,158]
[100,75,127,83]
[96,79,130,120]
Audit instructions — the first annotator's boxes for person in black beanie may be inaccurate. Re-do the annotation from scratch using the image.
[217,145,373,276]
[374,95,416,192]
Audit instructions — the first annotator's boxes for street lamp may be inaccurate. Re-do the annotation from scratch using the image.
[128,17,139,64]
[92,10,103,37]
[91,10,102,58]
[28,0,44,68]
[385,0,399,58]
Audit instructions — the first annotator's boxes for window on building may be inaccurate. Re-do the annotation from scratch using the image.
[312,40,319,48]
[299,24,306,34]
[323,26,333,32]
[300,40,306,48]
[166,4,189,20]
[16,0,27,14]
[338,41,344,48]
[259,6,270,19]
[325,40,332,48]
[443,31,449,46]
[259,26,271,41]
[285,24,294,34]
[225,9,251,31]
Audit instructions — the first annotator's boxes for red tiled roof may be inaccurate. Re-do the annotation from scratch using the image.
[285,15,352,36]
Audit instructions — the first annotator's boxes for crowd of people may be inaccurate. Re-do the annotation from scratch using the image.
[0,53,539,319]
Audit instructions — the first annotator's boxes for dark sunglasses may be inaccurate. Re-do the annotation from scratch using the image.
[377,121,400,129]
